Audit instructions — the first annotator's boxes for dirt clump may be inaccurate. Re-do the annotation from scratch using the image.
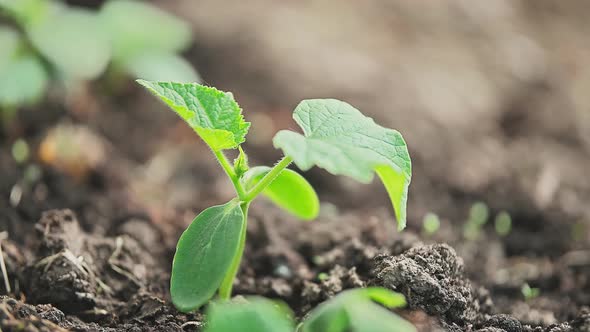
[372,243,488,325]
[15,209,202,330]
[480,314,524,332]
[0,296,70,332]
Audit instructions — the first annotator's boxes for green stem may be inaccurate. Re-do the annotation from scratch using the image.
[213,150,247,200]
[218,202,249,300]
[244,156,292,202]
[217,155,292,300]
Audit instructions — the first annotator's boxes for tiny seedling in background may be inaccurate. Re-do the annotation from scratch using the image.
[494,210,512,236]
[422,212,440,236]
[469,201,489,226]
[463,201,489,240]
[203,288,415,332]
[138,80,412,312]
[521,283,540,301]
[11,139,30,164]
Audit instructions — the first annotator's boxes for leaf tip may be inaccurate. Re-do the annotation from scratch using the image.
[135,78,154,90]
[396,210,407,231]
[172,301,199,314]
[302,198,320,221]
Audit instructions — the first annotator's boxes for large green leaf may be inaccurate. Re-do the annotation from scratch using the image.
[171,201,244,312]
[0,0,49,27]
[27,6,111,80]
[126,53,200,83]
[99,0,191,63]
[273,99,411,230]
[0,27,20,70]
[242,166,319,220]
[0,55,48,107]
[205,297,294,332]
[137,80,250,151]
[301,288,415,332]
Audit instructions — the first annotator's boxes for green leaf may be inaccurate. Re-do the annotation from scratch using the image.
[347,301,416,332]
[205,297,294,332]
[171,201,245,312]
[364,287,407,308]
[301,304,350,332]
[99,0,191,63]
[242,166,319,220]
[27,6,111,80]
[273,99,411,230]
[302,288,415,332]
[0,27,20,70]
[0,0,49,27]
[137,80,250,151]
[0,55,48,107]
[125,53,200,83]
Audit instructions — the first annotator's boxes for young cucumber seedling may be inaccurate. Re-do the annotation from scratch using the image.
[137,80,412,312]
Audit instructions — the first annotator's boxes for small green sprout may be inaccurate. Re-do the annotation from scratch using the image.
[521,283,540,301]
[11,139,29,164]
[463,201,489,240]
[203,288,415,332]
[138,81,412,312]
[422,212,440,236]
[494,210,512,236]
[469,201,489,226]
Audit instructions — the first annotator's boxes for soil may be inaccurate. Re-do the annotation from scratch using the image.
[0,116,588,331]
[2,1,590,331]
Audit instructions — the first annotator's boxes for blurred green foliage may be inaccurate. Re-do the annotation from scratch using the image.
[0,0,199,110]
[494,210,512,236]
[422,212,441,236]
[521,283,540,301]
[463,201,489,240]
[11,138,29,163]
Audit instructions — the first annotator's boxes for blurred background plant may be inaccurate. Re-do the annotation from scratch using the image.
[463,201,489,240]
[422,212,441,237]
[0,0,199,122]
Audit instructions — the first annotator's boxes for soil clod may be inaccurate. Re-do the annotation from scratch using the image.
[482,314,524,332]
[372,243,487,325]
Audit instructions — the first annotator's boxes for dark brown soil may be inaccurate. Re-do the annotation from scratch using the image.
[1,90,589,330]
[0,120,588,331]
